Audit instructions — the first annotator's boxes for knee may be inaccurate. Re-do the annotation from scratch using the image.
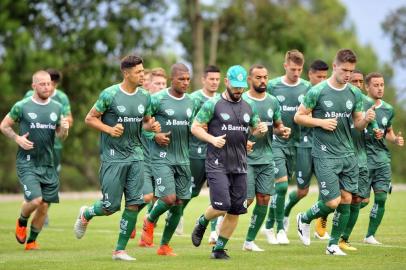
[247,198,254,208]
[256,194,270,206]
[30,197,43,208]
[161,195,177,206]
[352,195,362,204]
[326,197,341,209]
[340,192,352,204]
[143,193,154,203]
[297,188,309,199]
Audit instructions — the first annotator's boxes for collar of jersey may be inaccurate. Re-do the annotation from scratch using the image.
[246,91,266,101]
[327,79,347,91]
[119,84,139,96]
[167,88,185,100]
[200,89,217,99]
[31,96,51,105]
[281,76,301,87]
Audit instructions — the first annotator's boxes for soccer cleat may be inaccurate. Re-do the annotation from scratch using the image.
[25,241,39,250]
[211,248,230,259]
[325,244,347,256]
[263,228,279,245]
[74,206,89,239]
[314,217,328,239]
[138,238,154,248]
[208,230,218,245]
[363,235,382,245]
[175,216,184,235]
[191,219,207,247]
[242,241,264,252]
[339,239,357,251]
[283,216,290,232]
[130,229,136,239]
[112,250,136,261]
[157,244,177,256]
[15,219,27,244]
[141,217,155,246]
[296,213,310,246]
[276,229,290,244]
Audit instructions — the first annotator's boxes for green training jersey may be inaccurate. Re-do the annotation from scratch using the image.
[146,89,196,165]
[303,80,363,158]
[93,84,151,162]
[364,99,394,168]
[267,76,311,147]
[242,92,282,165]
[189,89,220,159]
[8,97,62,167]
[25,89,71,149]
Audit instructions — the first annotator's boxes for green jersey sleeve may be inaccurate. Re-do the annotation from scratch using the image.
[58,91,72,116]
[8,101,24,122]
[24,90,34,99]
[350,85,364,113]
[94,89,115,113]
[195,99,216,124]
[145,92,161,116]
[303,85,322,109]
[249,102,260,128]
[273,98,282,122]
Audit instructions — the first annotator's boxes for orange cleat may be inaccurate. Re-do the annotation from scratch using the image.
[130,229,136,239]
[25,241,39,250]
[157,244,177,256]
[141,217,154,246]
[15,220,27,244]
[138,238,154,248]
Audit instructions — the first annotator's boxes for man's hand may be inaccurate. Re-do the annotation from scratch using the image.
[109,123,124,137]
[15,132,34,150]
[210,134,226,148]
[373,128,384,140]
[320,118,337,131]
[395,131,404,146]
[280,126,291,139]
[257,122,268,134]
[155,131,171,146]
[247,140,255,153]
[364,105,376,123]
[145,117,161,133]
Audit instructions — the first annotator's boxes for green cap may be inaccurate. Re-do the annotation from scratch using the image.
[227,65,248,88]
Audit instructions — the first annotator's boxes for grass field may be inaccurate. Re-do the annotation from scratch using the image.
[1,189,405,270]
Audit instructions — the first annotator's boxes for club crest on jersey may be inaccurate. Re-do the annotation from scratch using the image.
[324,100,333,108]
[165,109,175,116]
[117,105,126,113]
[50,112,58,121]
[382,117,388,126]
[346,100,353,110]
[298,94,304,103]
[276,95,285,102]
[138,104,145,114]
[186,108,192,118]
[243,113,250,123]
[28,113,37,120]
[220,113,230,121]
[267,109,274,118]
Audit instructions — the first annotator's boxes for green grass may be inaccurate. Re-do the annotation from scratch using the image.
[1,190,406,270]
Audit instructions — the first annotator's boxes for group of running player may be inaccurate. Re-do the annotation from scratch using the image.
[1,48,403,260]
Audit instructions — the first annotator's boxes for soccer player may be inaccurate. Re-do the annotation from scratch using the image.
[283,59,331,240]
[140,63,196,256]
[190,65,268,259]
[263,49,311,245]
[73,55,160,261]
[149,67,168,94]
[242,64,291,252]
[0,70,69,250]
[294,49,376,255]
[177,65,221,239]
[362,72,404,245]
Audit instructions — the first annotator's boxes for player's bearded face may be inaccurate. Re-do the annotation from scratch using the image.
[226,86,243,101]
[253,82,266,93]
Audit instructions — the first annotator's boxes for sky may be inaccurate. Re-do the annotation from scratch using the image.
[339,0,405,95]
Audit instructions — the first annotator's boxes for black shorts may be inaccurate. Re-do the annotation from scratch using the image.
[207,172,247,215]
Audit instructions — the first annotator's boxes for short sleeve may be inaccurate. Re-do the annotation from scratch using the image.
[303,87,320,109]
[8,101,23,122]
[94,90,114,113]
[195,99,216,124]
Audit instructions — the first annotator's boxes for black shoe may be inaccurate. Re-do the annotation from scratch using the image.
[191,219,207,247]
[211,248,230,260]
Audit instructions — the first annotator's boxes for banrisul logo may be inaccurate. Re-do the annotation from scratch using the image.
[28,113,37,120]
[267,108,274,118]
[276,95,285,102]
[117,105,126,113]
[298,94,304,103]
[220,113,230,121]
[346,100,353,110]
[165,109,175,116]
[243,113,250,123]
[138,104,145,114]
[50,112,58,121]
[382,116,388,126]
[186,108,192,118]
[324,100,333,108]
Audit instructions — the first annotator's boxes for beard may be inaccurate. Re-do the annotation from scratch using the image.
[253,84,266,93]
[226,86,241,102]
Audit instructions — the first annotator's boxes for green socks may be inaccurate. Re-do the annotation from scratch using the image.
[210,217,218,232]
[301,200,335,224]
[116,208,138,251]
[341,202,361,241]
[366,192,387,237]
[198,214,210,227]
[161,205,183,245]
[275,182,288,231]
[148,199,171,223]
[214,235,229,251]
[360,201,369,209]
[265,195,277,229]
[329,204,350,246]
[27,225,41,243]
[18,214,29,227]
[246,204,268,241]
[284,190,300,217]
[84,200,105,221]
